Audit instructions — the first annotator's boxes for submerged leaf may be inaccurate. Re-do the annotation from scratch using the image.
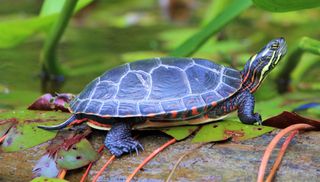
[161,126,199,141]
[192,120,274,143]
[56,138,99,170]
[33,154,59,178]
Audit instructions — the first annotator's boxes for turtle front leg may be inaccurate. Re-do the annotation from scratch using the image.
[236,90,262,125]
[105,122,143,157]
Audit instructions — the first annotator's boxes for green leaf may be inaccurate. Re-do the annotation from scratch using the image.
[0,110,69,152]
[192,120,274,143]
[40,0,93,17]
[161,126,198,141]
[31,177,68,182]
[0,17,53,48]
[169,0,252,57]
[56,139,99,170]
[252,0,320,12]
[40,0,66,17]
[0,0,93,49]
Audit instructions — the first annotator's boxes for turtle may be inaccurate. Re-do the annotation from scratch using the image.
[38,38,287,157]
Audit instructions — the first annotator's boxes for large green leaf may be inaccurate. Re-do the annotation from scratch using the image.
[0,0,93,48]
[56,138,99,170]
[169,0,252,57]
[192,120,274,143]
[0,17,53,48]
[252,0,320,12]
[40,0,93,17]
[0,110,69,152]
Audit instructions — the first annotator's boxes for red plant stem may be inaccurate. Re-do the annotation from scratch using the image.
[266,130,299,182]
[0,134,7,143]
[257,124,314,182]
[80,145,105,182]
[92,155,116,182]
[58,169,67,179]
[126,138,177,182]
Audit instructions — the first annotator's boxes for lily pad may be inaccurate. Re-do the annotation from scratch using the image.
[31,177,68,182]
[192,120,275,143]
[161,126,199,141]
[56,139,99,170]
[0,109,69,152]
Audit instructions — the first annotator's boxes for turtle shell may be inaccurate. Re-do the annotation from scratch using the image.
[69,57,242,120]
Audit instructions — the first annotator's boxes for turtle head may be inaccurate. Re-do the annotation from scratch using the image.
[241,37,287,93]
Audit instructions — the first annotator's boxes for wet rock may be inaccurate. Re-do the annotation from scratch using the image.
[0,130,319,181]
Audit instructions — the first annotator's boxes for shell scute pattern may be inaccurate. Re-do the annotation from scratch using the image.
[71,57,242,119]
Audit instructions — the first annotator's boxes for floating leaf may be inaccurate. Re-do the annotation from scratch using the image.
[56,138,99,170]
[0,109,69,152]
[192,120,274,143]
[31,177,68,182]
[161,126,198,141]
[33,154,60,178]
[252,0,320,12]
[263,111,320,130]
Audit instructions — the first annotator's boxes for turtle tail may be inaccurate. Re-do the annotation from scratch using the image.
[38,115,76,130]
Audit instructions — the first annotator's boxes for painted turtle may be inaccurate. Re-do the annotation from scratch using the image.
[39,38,287,157]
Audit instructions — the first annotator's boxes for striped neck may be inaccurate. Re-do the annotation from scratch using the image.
[239,38,287,93]
[240,52,279,93]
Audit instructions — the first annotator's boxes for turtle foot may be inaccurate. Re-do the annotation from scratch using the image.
[105,122,143,157]
[105,137,143,157]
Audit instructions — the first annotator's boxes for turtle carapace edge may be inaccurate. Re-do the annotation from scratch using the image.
[38,38,287,157]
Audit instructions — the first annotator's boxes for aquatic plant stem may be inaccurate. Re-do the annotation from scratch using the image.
[257,124,314,182]
[40,0,78,93]
[58,169,67,179]
[126,138,177,182]
[265,130,298,182]
[92,155,116,182]
[80,144,105,182]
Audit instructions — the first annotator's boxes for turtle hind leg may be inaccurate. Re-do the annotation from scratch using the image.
[105,122,143,157]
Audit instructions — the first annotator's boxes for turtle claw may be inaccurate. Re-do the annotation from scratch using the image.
[105,138,143,157]
[253,113,262,125]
